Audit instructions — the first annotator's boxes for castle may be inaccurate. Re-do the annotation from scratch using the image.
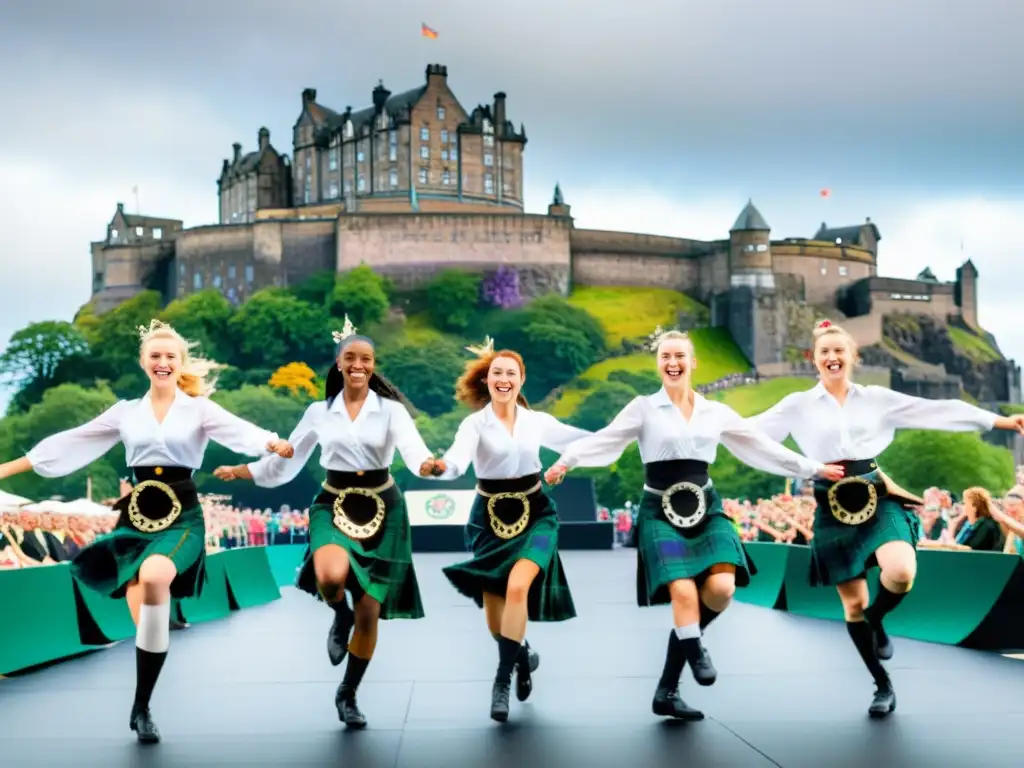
[89,63,985,376]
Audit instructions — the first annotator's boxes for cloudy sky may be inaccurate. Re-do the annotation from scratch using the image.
[1,0,1021,408]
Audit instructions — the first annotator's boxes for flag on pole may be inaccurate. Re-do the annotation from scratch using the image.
[132,185,138,195]
[421,23,438,39]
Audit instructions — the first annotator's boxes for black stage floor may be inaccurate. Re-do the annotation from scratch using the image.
[3,550,1024,767]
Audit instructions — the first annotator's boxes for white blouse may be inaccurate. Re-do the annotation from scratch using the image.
[440,405,590,480]
[558,388,824,479]
[749,380,998,463]
[248,391,432,488]
[26,388,279,477]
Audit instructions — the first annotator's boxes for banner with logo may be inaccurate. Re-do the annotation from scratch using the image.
[404,490,475,527]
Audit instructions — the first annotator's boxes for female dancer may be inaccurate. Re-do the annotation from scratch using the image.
[748,320,1024,717]
[0,320,292,743]
[544,330,843,721]
[214,317,435,729]
[418,337,589,722]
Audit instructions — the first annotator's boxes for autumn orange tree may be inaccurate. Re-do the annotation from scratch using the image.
[268,362,319,399]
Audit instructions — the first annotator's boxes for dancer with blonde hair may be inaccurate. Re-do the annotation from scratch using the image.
[419,337,589,723]
[750,319,1024,717]
[0,320,293,744]
[545,329,844,721]
[215,317,435,729]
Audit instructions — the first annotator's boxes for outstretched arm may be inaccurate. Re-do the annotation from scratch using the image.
[5,402,128,480]
[201,399,287,457]
[876,388,1010,433]
[720,408,833,480]
[538,412,591,454]
[544,398,643,485]
[747,393,798,443]
[227,403,322,488]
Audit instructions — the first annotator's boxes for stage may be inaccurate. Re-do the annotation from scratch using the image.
[2,550,1023,767]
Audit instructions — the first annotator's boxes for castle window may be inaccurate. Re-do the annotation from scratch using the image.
[839,266,848,276]
[304,179,311,203]
[329,149,338,171]
[441,149,449,162]
[820,266,827,275]
[484,134,494,148]
[389,130,397,145]
[420,145,429,159]
[420,126,430,141]
[755,244,767,252]
[153,227,163,239]
[357,175,366,192]
[744,244,755,252]
[442,170,451,185]
[484,152,494,166]
[389,169,398,187]
[835,238,842,244]
[245,264,254,283]
[344,120,353,139]
[344,179,352,194]
[228,265,237,280]
[110,228,119,241]
[328,181,339,199]
[389,144,397,162]
[418,168,428,184]
[450,147,458,161]
[179,263,187,275]
[193,272,203,290]
[484,173,494,194]
[305,153,311,169]
[135,226,144,237]
[437,105,445,120]
[357,150,365,163]
[213,273,223,289]
[483,118,492,134]
[503,181,512,196]
[441,129,448,144]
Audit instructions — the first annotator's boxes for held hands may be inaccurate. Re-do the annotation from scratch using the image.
[544,463,568,486]
[418,457,447,477]
[995,414,1024,436]
[267,439,294,458]
[213,465,240,482]
[816,464,846,482]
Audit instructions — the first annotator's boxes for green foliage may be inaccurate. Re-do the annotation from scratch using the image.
[947,326,1001,363]
[426,269,482,332]
[228,289,333,369]
[0,383,124,502]
[571,381,638,432]
[160,290,234,362]
[0,321,90,414]
[880,430,1015,496]
[377,339,467,417]
[289,270,337,307]
[78,291,164,398]
[606,369,661,393]
[331,265,389,326]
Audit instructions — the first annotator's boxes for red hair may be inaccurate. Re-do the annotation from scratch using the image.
[455,349,529,411]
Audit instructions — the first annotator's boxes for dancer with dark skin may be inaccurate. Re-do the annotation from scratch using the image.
[214,317,435,729]
[750,319,1024,717]
[0,320,292,743]
[419,337,589,722]
[545,330,844,720]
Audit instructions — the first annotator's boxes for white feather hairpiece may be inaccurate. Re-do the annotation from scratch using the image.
[646,325,665,351]
[465,335,495,357]
[331,315,358,345]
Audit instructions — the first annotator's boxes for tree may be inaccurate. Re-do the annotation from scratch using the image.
[77,290,164,399]
[571,381,638,432]
[426,269,482,332]
[160,289,234,363]
[289,270,337,307]
[227,289,333,370]
[331,265,389,327]
[880,430,1015,496]
[268,362,319,399]
[0,383,124,502]
[0,321,90,413]
[378,339,467,417]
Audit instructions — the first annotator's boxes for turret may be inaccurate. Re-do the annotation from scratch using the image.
[728,199,772,278]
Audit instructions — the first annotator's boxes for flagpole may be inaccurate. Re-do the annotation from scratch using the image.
[133,185,140,214]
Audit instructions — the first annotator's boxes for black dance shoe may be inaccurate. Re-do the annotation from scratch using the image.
[871,623,894,661]
[335,684,367,729]
[652,686,705,721]
[129,704,161,744]
[514,645,540,702]
[681,639,717,686]
[490,680,511,722]
[868,683,896,719]
[327,601,355,667]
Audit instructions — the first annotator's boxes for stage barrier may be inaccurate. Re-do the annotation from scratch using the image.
[0,548,281,676]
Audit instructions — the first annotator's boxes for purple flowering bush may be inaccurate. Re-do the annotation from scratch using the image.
[481,266,523,309]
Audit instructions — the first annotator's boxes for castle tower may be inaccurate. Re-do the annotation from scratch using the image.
[547,183,571,218]
[955,259,979,328]
[728,199,773,287]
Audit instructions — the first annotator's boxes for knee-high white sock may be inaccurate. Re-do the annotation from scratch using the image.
[674,623,701,641]
[136,602,171,653]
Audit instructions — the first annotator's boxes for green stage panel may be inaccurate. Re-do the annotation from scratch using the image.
[220,547,281,609]
[0,564,88,675]
[265,544,306,588]
[736,542,789,608]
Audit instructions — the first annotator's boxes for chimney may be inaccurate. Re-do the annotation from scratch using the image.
[425,63,448,86]
[258,127,270,151]
[302,88,317,106]
[116,202,124,214]
[232,143,242,163]
[372,80,391,112]
[493,92,507,136]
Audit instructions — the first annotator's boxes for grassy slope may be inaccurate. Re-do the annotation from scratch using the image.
[948,326,1001,363]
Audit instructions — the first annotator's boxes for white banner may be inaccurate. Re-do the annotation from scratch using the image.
[405,489,475,526]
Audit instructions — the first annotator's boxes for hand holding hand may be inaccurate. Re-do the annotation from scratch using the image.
[544,463,568,486]
[268,439,294,458]
[418,458,436,477]
[816,464,845,482]
[213,465,238,482]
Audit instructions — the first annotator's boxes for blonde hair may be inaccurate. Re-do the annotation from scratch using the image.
[138,319,221,397]
[812,320,859,359]
[963,486,993,519]
[652,329,695,355]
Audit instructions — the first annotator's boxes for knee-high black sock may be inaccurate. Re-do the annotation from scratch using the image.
[657,631,686,689]
[342,654,370,693]
[134,649,168,711]
[495,636,521,684]
[846,621,889,687]
[866,580,909,624]
[699,602,721,631]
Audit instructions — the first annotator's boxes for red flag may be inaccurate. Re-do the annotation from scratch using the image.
[421,23,438,39]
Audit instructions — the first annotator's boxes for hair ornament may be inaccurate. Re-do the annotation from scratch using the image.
[137,324,149,339]
[331,315,358,345]
[465,335,495,357]
[818,320,832,329]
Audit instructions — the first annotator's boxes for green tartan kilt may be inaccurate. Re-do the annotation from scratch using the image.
[442,490,577,622]
[636,488,756,607]
[808,497,920,586]
[295,485,424,620]
[70,504,207,600]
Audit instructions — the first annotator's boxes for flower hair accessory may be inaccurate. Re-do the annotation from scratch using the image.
[465,335,495,357]
[331,315,358,345]
[818,320,832,329]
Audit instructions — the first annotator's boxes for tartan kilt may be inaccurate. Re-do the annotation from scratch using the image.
[295,485,424,620]
[442,491,577,622]
[71,504,207,600]
[636,488,756,607]
[808,497,920,586]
